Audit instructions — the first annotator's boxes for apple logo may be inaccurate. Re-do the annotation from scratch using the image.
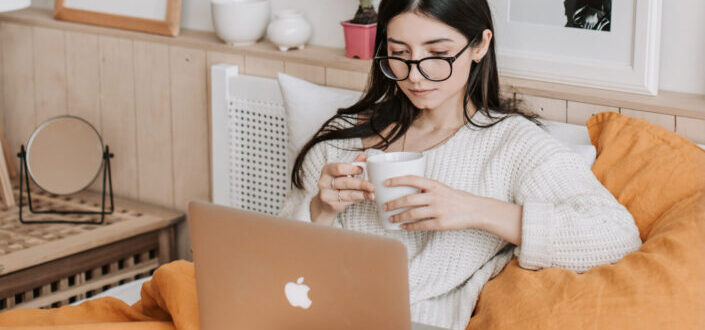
[285,276,312,309]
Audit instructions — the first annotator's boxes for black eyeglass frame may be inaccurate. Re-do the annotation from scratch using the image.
[373,41,473,82]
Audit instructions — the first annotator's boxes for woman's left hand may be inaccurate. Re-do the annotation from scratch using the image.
[382,175,485,231]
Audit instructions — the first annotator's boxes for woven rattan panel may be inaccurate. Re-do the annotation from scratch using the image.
[228,98,289,216]
[0,185,146,257]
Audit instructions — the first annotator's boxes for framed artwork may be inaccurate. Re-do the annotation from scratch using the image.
[53,0,182,37]
[491,0,662,95]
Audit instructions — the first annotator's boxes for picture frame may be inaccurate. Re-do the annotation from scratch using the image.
[53,0,182,37]
[491,0,662,95]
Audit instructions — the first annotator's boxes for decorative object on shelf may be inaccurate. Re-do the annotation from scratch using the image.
[266,9,312,52]
[211,0,270,47]
[16,115,114,225]
[53,0,182,37]
[492,0,662,95]
[341,0,377,59]
[0,0,30,12]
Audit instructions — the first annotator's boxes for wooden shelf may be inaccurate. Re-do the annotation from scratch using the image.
[0,8,372,72]
[502,77,705,119]
[0,8,703,119]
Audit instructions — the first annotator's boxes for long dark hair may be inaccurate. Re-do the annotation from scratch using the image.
[291,0,542,190]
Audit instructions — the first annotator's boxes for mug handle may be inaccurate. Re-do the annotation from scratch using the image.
[350,161,368,181]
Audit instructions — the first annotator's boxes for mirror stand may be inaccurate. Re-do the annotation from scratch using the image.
[16,144,115,225]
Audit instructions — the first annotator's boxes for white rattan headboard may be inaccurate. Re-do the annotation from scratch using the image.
[211,64,290,215]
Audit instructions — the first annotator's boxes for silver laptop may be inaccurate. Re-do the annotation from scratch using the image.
[188,200,449,330]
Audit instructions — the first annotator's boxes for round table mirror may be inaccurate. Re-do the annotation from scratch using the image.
[26,115,104,195]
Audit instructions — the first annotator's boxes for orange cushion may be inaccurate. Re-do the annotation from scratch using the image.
[467,111,705,329]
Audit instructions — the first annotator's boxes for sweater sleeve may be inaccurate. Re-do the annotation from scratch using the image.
[277,142,328,223]
[512,151,642,273]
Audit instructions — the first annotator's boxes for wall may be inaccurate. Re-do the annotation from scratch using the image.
[31,0,705,95]
[2,7,703,261]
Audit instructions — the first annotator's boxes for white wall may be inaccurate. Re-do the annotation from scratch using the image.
[31,0,704,95]
[657,0,704,95]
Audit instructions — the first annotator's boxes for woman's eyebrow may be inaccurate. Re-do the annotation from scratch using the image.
[387,37,454,46]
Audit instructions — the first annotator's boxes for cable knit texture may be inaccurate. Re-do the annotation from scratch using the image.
[278,109,642,329]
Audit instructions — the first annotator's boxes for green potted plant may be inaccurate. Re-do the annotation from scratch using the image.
[340,0,378,59]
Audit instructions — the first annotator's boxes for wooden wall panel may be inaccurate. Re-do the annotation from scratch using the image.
[134,40,174,208]
[620,108,675,132]
[169,46,208,211]
[244,56,284,78]
[0,23,36,157]
[284,62,325,85]
[32,27,67,125]
[515,94,566,122]
[567,101,618,126]
[65,31,101,132]
[325,68,368,91]
[98,36,138,200]
[66,31,103,192]
[206,51,245,69]
[676,117,705,145]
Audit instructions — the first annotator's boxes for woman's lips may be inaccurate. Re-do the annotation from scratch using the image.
[409,89,435,97]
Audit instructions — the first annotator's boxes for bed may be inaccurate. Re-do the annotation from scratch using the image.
[71,64,705,308]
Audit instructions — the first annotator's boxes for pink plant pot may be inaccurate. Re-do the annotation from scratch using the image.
[341,20,377,60]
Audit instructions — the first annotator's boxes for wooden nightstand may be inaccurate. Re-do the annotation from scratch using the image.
[0,182,184,310]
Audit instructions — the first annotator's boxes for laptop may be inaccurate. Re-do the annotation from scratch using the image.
[188,200,450,330]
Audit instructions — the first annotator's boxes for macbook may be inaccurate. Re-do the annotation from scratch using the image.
[188,200,449,330]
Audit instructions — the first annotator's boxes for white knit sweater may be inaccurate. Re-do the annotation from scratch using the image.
[277,109,642,329]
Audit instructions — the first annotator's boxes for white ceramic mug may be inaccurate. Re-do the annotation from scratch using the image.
[351,152,426,230]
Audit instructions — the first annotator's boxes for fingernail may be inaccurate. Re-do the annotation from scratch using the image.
[384,180,390,186]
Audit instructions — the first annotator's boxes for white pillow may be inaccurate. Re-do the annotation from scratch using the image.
[538,119,597,168]
[277,73,362,171]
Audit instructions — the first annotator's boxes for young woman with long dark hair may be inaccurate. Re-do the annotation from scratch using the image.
[278,0,641,328]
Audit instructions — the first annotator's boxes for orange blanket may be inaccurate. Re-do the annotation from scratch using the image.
[0,260,200,330]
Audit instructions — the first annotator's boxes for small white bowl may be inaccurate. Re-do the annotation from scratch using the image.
[211,0,271,46]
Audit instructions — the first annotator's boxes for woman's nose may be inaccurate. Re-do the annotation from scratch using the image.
[407,63,424,82]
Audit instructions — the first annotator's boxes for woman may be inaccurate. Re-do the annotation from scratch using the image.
[278,0,642,328]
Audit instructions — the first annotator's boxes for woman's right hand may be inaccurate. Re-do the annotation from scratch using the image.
[315,153,375,217]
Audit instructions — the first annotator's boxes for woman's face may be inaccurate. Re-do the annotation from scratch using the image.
[385,11,475,110]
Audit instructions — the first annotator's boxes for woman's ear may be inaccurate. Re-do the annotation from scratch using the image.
[471,29,493,62]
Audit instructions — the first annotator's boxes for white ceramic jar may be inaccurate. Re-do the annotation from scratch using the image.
[211,0,270,46]
[266,9,312,51]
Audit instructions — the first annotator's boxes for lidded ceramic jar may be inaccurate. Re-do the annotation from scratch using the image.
[266,9,312,51]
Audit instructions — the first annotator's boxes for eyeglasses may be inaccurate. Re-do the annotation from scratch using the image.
[374,41,472,82]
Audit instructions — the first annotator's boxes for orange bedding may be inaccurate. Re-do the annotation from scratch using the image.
[0,260,199,330]
[467,111,705,329]
[0,111,703,329]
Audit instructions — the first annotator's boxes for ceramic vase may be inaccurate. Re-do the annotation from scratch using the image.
[267,9,313,51]
[211,0,271,47]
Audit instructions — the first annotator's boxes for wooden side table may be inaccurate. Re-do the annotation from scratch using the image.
[0,182,185,311]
